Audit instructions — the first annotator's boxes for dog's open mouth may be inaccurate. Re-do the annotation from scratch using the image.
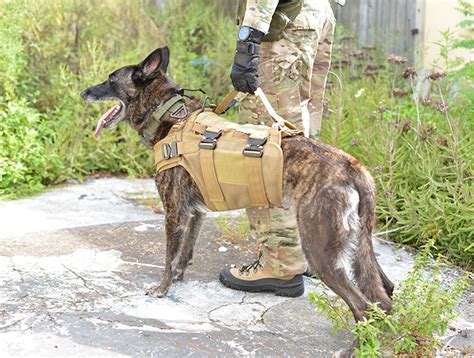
[94,102,125,138]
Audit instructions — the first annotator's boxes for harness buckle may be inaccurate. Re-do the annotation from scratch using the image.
[162,141,179,160]
[169,104,188,119]
[199,130,221,150]
[141,132,154,148]
[242,137,267,158]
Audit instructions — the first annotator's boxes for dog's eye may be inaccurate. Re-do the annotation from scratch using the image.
[109,77,115,84]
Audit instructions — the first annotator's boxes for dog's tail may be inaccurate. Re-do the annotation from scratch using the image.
[352,168,393,312]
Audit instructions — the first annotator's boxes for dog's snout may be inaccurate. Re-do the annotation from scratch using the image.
[80,88,91,99]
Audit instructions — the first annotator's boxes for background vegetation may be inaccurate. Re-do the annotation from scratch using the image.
[0,0,472,267]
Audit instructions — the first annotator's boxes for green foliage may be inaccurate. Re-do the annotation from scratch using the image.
[309,241,471,356]
[0,3,62,198]
[454,0,474,49]
[0,99,62,198]
[151,0,235,99]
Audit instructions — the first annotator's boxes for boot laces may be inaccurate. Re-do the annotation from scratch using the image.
[239,252,263,275]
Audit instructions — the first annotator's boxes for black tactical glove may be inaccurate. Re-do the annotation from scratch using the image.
[231,27,265,94]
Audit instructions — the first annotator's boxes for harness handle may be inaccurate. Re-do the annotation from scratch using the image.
[214,90,239,115]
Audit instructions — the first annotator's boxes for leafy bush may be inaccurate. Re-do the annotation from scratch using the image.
[454,0,474,50]
[309,242,471,356]
[0,3,63,198]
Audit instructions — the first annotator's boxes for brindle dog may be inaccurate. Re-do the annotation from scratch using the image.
[81,46,393,323]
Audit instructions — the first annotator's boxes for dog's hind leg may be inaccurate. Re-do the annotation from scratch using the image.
[350,173,393,311]
[352,244,393,311]
[377,259,394,298]
[297,186,371,322]
[174,211,205,282]
[146,208,189,298]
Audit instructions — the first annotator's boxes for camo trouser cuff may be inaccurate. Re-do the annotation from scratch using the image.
[247,207,307,277]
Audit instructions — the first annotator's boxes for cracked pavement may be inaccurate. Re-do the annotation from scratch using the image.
[0,178,472,357]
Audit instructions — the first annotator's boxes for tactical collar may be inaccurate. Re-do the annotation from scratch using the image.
[141,95,187,148]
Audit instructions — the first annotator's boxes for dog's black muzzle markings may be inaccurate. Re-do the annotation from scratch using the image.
[80,81,114,103]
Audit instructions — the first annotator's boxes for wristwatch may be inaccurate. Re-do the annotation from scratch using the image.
[238,26,264,43]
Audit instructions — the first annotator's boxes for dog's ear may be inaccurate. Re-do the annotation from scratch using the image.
[133,46,170,82]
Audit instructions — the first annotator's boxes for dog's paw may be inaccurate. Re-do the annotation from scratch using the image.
[145,284,167,298]
[173,269,184,282]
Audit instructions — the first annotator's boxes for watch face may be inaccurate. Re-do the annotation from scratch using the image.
[238,26,251,41]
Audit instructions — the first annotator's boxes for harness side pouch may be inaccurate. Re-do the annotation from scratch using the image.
[154,110,287,212]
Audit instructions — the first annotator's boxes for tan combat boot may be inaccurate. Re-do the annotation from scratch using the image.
[219,255,304,297]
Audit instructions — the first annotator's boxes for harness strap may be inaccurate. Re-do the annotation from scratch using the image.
[142,95,185,147]
[244,136,269,206]
[200,149,228,210]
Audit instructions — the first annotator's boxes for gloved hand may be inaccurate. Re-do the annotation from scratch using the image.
[231,28,264,94]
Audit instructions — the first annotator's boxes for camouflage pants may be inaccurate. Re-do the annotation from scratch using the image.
[240,4,335,276]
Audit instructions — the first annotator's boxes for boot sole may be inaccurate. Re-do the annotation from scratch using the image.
[219,268,305,298]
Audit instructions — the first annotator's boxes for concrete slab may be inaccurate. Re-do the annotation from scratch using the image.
[0,178,471,357]
[0,178,158,238]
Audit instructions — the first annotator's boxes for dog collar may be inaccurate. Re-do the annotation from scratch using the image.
[141,95,187,148]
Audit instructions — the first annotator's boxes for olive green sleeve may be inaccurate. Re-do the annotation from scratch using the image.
[241,0,279,34]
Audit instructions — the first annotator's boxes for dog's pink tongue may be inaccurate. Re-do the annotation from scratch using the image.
[93,104,119,138]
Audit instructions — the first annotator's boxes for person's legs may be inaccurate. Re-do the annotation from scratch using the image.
[306,7,336,139]
[221,30,313,292]
[220,3,334,296]
[241,33,309,277]
[259,206,307,276]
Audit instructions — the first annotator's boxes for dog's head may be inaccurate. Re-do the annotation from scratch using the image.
[80,46,171,137]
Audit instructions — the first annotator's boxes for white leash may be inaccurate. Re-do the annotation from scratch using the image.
[254,88,286,127]
[215,88,301,132]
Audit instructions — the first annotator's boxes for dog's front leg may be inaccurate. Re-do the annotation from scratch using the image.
[146,210,185,298]
[174,211,205,282]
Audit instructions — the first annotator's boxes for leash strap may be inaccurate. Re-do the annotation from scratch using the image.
[214,88,299,131]
[254,88,300,131]
[254,88,286,127]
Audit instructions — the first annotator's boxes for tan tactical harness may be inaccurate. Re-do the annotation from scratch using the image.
[153,90,301,212]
